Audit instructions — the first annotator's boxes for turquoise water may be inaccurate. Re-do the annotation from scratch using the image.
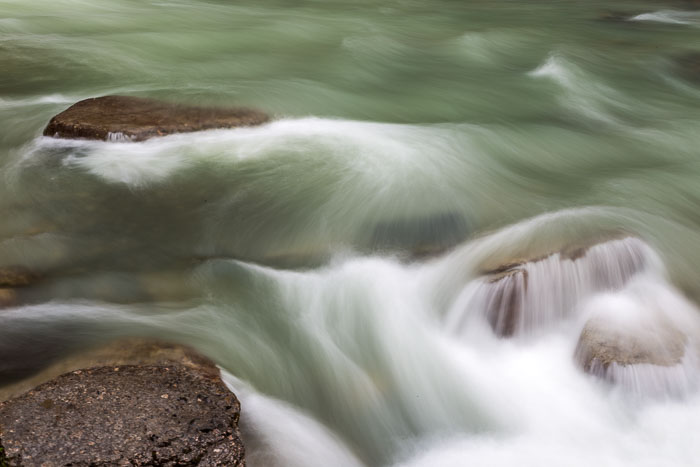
[2,1,700,465]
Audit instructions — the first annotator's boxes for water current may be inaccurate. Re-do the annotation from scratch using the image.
[2,1,700,465]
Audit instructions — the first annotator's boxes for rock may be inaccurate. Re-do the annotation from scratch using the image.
[0,339,219,402]
[0,341,245,466]
[371,212,471,259]
[483,266,528,338]
[597,10,634,23]
[0,267,39,288]
[575,317,686,376]
[43,95,269,142]
[0,289,16,309]
[475,236,647,337]
[0,267,37,309]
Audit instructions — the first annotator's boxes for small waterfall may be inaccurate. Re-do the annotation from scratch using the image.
[446,234,700,399]
[448,237,651,338]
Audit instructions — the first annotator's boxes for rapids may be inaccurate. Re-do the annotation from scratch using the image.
[2,1,700,466]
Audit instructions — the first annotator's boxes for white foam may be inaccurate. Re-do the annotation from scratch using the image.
[0,94,77,110]
[528,54,629,124]
[221,371,364,467]
[631,10,700,26]
[26,117,483,203]
[446,237,656,337]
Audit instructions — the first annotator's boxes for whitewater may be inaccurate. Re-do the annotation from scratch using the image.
[2,0,700,466]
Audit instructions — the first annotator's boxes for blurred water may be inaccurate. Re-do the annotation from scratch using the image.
[2,0,700,465]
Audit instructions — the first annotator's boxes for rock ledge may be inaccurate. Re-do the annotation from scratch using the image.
[43,95,269,142]
[0,350,245,465]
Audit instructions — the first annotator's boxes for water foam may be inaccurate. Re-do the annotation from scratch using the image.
[528,54,630,125]
[631,10,700,26]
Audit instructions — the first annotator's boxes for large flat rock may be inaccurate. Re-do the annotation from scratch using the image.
[0,341,245,466]
[43,95,269,142]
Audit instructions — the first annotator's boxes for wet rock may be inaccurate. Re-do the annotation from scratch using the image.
[483,266,528,338]
[597,10,634,23]
[575,317,686,376]
[0,348,245,466]
[0,339,219,401]
[0,267,37,309]
[43,95,269,142]
[476,236,647,337]
[0,267,39,288]
[371,212,471,259]
[0,290,16,309]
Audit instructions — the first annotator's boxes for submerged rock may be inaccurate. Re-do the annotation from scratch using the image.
[596,10,634,23]
[43,95,269,142]
[371,212,471,259]
[674,52,700,84]
[0,341,245,466]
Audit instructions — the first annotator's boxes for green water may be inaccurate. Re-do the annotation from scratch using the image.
[2,1,700,466]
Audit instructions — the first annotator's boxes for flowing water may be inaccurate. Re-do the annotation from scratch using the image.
[2,0,700,465]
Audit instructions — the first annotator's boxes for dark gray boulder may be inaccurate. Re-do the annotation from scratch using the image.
[0,348,245,466]
[43,95,269,142]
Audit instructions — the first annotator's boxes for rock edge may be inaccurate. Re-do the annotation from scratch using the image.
[0,341,245,466]
[43,95,269,142]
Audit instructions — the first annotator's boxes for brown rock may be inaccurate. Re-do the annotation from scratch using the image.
[0,339,219,402]
[477,235,645,337]
[0,289,16,309]
[477,230,632,276]
[0,267,39,288]
[575,317,686,377]
[43,95,269,142]
[0,345,245,466]
[484,267,528,337]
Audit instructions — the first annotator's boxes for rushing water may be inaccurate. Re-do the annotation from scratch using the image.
[2,0,700,465]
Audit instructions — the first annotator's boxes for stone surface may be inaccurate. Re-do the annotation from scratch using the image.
[575,317,686,375]
[483,267,528,338]
[0,267,39,288]
[0,363,244,466]
[0,339,219,403]
[0,289,16,309]
[0,340,245,466]
[0,268,37,310]
[43,95,269,142]
[477,235,645,337]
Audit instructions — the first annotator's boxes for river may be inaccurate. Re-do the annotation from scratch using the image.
[2,1,700,465]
